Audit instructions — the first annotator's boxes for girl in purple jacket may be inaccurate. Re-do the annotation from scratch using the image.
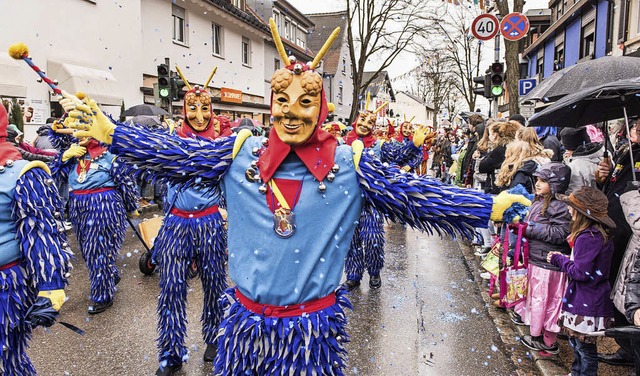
[548,186,616,376]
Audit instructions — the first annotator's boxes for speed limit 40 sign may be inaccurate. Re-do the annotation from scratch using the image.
[471,14,499,41]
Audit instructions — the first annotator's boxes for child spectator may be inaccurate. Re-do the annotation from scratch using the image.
[548,186,616,376]
[515,162,572,355]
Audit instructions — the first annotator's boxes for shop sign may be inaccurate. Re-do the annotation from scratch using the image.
[221,87,243,104]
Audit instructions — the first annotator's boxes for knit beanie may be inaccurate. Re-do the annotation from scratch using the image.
[560,127,590,151]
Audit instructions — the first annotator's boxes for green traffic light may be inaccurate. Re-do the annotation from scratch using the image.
[159,88,170,98]
[491,85,503,96]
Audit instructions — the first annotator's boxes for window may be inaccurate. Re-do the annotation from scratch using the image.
[580,20,595,59]
[554,43,564,70]
[212,23,223,57]
[172,4,186,44]
[284,20,290,40]
[274,58,280,71]
[338,86,343,105]
[296,38,305,49]
[342,58,346,74]
[232,0,244,10]
[274,11,281,32]
[536,55,544,82]
[242,37,251,66]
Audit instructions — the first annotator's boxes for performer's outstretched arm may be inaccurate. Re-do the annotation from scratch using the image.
[13,165,73,291]
[357,151,492,239]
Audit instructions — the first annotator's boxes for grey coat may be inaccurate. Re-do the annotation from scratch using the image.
[612,190,640,316]
[566,142,604,194]
[524,198,572,271]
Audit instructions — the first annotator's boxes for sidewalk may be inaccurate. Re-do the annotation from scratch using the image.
[460,241,635,376]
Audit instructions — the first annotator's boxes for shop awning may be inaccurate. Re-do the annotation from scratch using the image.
[0,56,27,97]
[48,60,123,106]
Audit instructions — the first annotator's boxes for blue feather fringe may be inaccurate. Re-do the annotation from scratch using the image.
[213,288,352,376]
[345,205,386,281]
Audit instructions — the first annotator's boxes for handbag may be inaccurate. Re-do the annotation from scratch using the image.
[480,235,502,276]
[499,223,529,308]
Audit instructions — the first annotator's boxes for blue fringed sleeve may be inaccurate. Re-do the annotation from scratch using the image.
[48,128,74,152]
[110,123,234,185]
[357,151,492,239]
[12,167,73,291]
[49,153,74,187]
[111,157,141,213]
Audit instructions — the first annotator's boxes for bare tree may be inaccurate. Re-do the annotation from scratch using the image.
[346,0,428,122]
[495,0,525,116]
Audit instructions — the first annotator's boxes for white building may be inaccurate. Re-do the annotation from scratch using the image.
[390,91,435,128]
[0,0,315,139]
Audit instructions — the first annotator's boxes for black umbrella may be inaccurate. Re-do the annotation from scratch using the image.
[521,65,576,102]
[526,56,640,103]
[121,104,170,117]
[587,325,640,340]
[529,77,640,181]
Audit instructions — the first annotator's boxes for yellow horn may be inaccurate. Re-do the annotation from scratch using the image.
[174,65,192,91]
[310,27,340,70]
[409,116,415,123]
[365,92,371,112]
[374,101,389,114]
[204,66,217,88]
[269,18,290,67]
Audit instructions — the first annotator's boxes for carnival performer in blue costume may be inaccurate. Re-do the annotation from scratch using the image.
[143,67,228,376]
[0,104,73,375]
[50,101,139,315]
[67,19,494,376]
[342,107,432,290]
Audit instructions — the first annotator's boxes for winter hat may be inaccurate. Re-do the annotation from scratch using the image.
[560,127,590,151]
[533,162,571,195]
[509,114,526,126]
[556,186,616,228]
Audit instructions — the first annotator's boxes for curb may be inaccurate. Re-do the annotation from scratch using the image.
[459,240,570,376]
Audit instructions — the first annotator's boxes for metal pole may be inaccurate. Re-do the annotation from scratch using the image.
[488,98,493,118]
[623,104,637,182]
[494,31,500,63]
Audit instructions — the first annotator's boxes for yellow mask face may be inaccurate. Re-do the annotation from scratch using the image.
[355,111,376,137]
[185,91,212,131]
[271,69,322,146]
[401,122,413,137]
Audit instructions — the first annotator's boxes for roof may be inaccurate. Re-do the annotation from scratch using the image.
[362,71,396,100]
[274,0,314,28]
[307,11,348,75]
[205,0,270,34]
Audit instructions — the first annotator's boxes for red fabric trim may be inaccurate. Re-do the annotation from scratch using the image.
[235,288,336,318]
[217,116,233,137]
[85,139,108,159]
[72,187,114,195]
[344,129,376,148]
[170,205,219,218]
[265,178,303,213]
[0,142,22,165]
[257,87,335,182]
[395,122,413,143]
[0,105,8,138]
[0,260,19,271]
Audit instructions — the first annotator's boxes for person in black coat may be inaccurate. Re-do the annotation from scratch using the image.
[623,250,640,374]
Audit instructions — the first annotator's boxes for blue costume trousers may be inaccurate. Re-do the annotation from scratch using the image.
[153,212,227,367]
[69,189,126,304]
[344,208,385,281]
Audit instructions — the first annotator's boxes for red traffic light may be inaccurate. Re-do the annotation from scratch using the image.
[491,62,504,74]
[157,64,169,76]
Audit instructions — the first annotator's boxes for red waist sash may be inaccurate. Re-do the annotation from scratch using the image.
[0,260,19,271]
[170,205,219,218]
[235,288,336,318]
[72,187,114,195]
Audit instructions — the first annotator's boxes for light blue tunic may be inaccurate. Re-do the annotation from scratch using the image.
[0,159,28,266]
[68,151,116,191]
[222,137,363,306]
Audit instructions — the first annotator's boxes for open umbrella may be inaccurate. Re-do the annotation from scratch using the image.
[524,56,640,103]
[122,104,170,117]
[529,77,640,181]
[230,117,263,129]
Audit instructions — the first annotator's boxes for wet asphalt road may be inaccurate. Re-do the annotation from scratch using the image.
[28,212,531,375]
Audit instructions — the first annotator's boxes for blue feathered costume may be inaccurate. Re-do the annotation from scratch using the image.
[343,124,425,289]
[67,22,492,376]
[50,134,138,314]
[0,105,73,375]
[138,87,228,375]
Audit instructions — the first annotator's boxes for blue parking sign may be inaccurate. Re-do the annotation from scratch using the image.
[519,79,537,96]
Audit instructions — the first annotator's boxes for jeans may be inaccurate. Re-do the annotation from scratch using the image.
[569,337,598,376]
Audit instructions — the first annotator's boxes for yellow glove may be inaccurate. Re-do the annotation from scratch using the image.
[413,125,434,148]
[65,93,116,145]
[401,165,411,172]
[62,144,87,162]
[490,191,532,222]
[128,210,140,218]
[38,289,66,311]
[59,90,84,113]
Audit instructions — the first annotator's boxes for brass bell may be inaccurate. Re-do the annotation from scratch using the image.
[5,159,14,167]
[245,168,257,182]
[318,182,326,193]
[252,147,260,156]
[326,172,335,182]
[258,184,268,194]
[331,164,339,173]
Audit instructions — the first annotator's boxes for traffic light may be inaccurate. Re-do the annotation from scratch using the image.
[157,64,170,99]
[473,74,491,99]
[171,75,187,101]
[490,62,505,97]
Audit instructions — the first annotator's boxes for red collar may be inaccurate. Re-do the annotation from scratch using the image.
[177,122,218,140]
[344,129,376,148]
[0,140,22,165]
[257,88,334,182]
[85,139,108,159]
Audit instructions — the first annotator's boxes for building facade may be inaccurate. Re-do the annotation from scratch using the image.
[389,91,435,128]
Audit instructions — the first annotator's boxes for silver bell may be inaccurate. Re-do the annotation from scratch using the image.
[45,178,54,186]
[54,211,61,218]
[250,160,258,168]
[293,63,303,74]
[252,147,260,156]
[288,56,297,63]
[5,159,14,167]
[331,164,340,173]
[0,166,5,173]
[336,335,342,342]
[261,138,269,147]
[326,172,335,182]
[318,182,326,193]
[258,184,268,194]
